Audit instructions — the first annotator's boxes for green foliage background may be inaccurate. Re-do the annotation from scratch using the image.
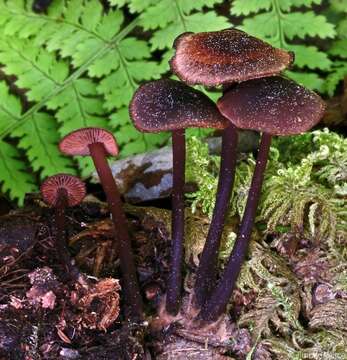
[0,0,346,204]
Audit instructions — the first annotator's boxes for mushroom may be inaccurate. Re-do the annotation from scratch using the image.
[198,76,326,321]
[170,29,294,307]
[170,29,294,87]
[129,78,228,315]
[40,174,86,280]
[59,127,143,320]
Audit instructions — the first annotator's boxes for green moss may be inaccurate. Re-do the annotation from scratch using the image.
[186,129,347,249]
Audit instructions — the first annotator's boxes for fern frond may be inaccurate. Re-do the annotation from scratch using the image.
[94,37,162,109]
[0,36,69,102]
[325,61,347,96]
[230,0,272,16]
[231,0,335,91]
[11,113,75,178]
[0,79,74,194]
[0,1,169,162]
[135,0,229,54]
[110,109,170,156]
[0,0,122,64]
[324,2,347,95]
[0,81,22,133]
[0,140,36,205]
[329,39,347,59]
[287,45,331,70]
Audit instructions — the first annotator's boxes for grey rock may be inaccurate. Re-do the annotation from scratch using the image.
[60,348,80,359]
[92,131,259,203]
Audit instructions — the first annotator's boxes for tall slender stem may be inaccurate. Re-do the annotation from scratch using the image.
[89,142,143,321]
[199,133,272,321]
[194,123,238,307]
[54,188,79,279]
[166,129,186,315]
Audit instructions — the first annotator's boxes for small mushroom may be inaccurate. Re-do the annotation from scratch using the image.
[59,127,143,320]
[40,174,86,280]
[170,29,294,307]
[170,29,294,87]
[129,78,227,315]
[198,76,326,321]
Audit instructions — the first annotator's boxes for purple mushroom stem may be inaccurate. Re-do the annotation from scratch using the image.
[89,142,143,321]
[198,132,272,321]
[166,129,186,315]
[54,188,80,280]
[194,123,238,307]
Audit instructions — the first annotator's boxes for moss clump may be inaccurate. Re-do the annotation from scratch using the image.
[186,129,347,250]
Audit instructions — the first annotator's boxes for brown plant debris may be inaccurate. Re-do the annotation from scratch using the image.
[73,278,121,331]
[310,299,347,331]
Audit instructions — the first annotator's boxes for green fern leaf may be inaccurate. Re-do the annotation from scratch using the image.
[0,1,124,66]
[0,37,69,102]
[287,45,331,70]
[93,37,162,109]
[240,13,278,44]
[110,108,169,156]
[47,78,109,175]
[108,0,128,6]
[0,80,36,203]
[282,12,335,40]
[117,0,157,13]
[137,0,229,51]
[150,11,229,51]
[285,71,324,92]
[11,113,75,178]
[0,0,174,183]
[324,61,347,96]
[330,0,347,13]
[236,0,335,92]
[241,11,335,44]
[47,78,108,135]
[0,140,36,205]
[0,81,21,133]
[231,0,271,16]
[337,18,347,39]
[329,39,347,59]
[289,0,322,6]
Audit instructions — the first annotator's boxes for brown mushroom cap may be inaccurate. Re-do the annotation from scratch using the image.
[217,76,326,136]
[170,29,294,87]
[129,78,228,133]
[59,128,118,156]
[41,174,86,207]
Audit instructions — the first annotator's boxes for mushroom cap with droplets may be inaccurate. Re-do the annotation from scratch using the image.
[170,29,294,87]
[217,76,326,136]
[41,174,86,207]
[129,78,228,132]
[59,128,118,157]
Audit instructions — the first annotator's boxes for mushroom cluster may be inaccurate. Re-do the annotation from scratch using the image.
[41,129,143,321]
[37,28,325,329]
[130,28,325,323]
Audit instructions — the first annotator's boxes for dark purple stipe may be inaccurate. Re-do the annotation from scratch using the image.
[198,132,272,321]
[89,142,143,321]
[166,129,186,315]
[194,123,238,307]
[54,188,79,280]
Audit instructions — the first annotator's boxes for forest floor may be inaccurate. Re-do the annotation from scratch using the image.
[0,185,346,359]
